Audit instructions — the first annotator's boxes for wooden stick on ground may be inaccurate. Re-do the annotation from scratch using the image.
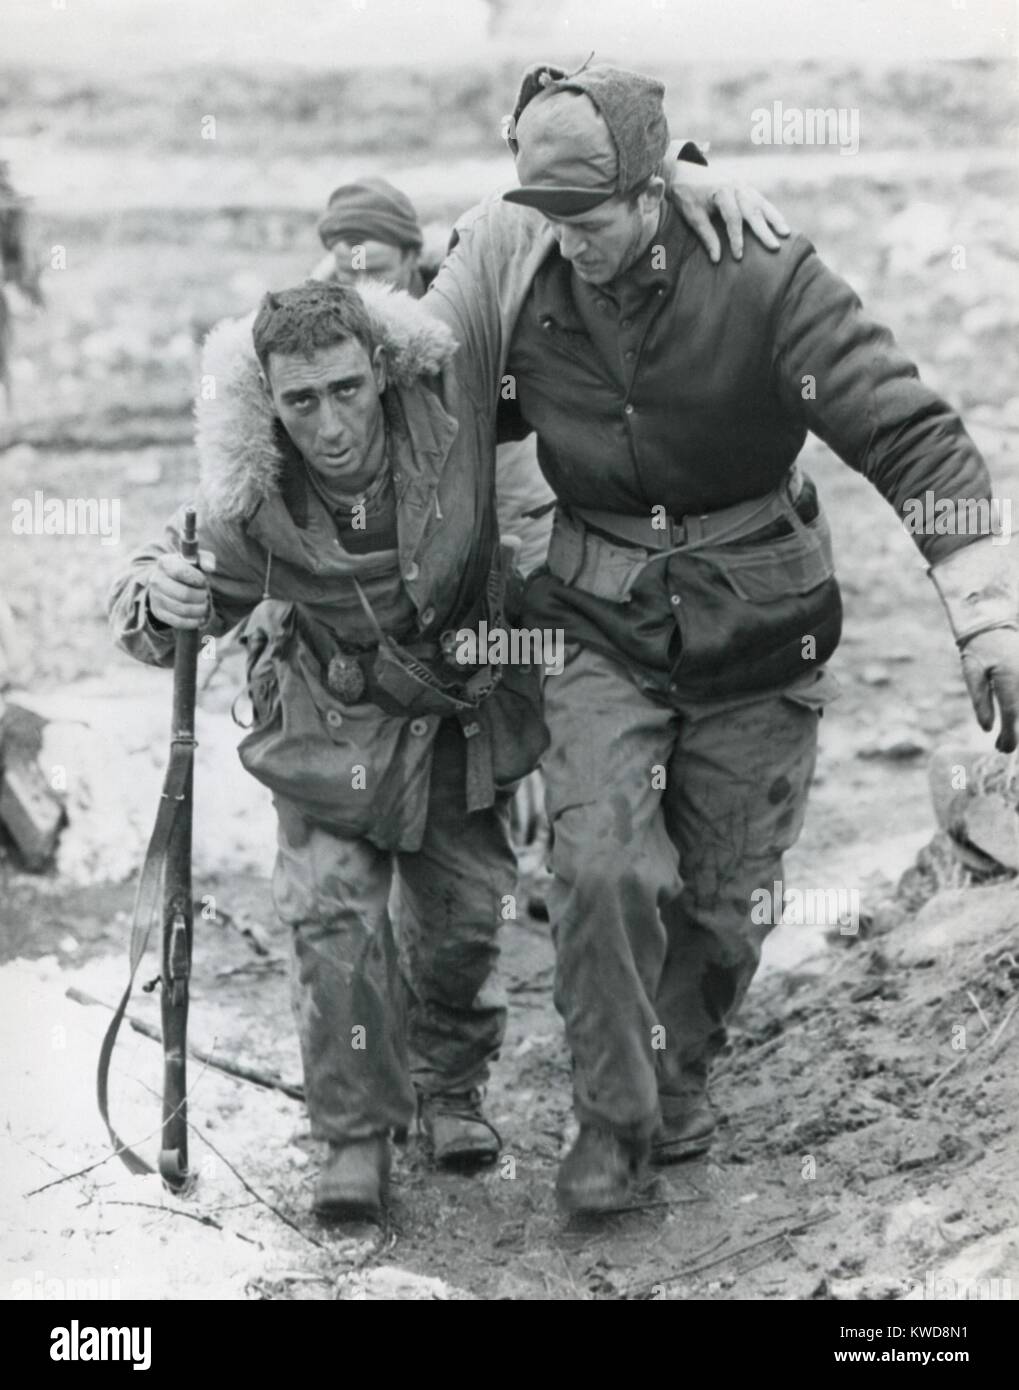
[65,986,304,1101]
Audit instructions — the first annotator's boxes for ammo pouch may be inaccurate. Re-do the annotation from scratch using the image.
[546,469,843,700]
[234,545,548,849]
[235,600,437,850]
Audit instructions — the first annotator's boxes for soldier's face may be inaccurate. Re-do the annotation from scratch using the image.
[326,238,418,292]
[544,183,663,285]
[266,337,387,494]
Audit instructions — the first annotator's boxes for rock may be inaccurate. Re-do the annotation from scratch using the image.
[824,1274,916,1300]
[890,881,1019,966]
[857,729,930,761]
[961,797,1019,871]
[859,663,892,687]
[0,754,64,870]
[928,745,1019,871]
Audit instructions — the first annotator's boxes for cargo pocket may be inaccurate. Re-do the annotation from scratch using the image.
[703,509,836,603]
[237,623,437,851]
[547,509,648,603]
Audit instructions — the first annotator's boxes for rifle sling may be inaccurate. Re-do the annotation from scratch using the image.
[97,736,195,1175]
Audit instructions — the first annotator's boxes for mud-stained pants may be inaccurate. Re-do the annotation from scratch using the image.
[272,720,516,1144]
[542,644,840,1142]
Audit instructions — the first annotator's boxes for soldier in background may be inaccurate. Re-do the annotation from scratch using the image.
[0,162,45,416]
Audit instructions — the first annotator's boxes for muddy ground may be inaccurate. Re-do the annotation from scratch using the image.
[1,61,1018,1300]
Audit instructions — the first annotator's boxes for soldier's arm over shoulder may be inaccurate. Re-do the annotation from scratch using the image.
[425,195,549,404]
[771,235,993,564]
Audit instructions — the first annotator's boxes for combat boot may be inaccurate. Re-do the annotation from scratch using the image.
[313,1135,391,1222]
[419,1088,501,1169]
[651,1096,717,1165]
[555,1125,650,1214]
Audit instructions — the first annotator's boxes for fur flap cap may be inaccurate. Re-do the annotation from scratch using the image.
[195,280,458,523]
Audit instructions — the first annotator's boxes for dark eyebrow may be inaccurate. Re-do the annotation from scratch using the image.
[280,374,365,403]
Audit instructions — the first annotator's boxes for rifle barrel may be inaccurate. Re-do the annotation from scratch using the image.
[159,505,200,1191]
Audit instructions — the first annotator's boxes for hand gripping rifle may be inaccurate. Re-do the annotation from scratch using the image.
[98,507,200,1192]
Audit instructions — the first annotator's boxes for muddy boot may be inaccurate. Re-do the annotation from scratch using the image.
[313,1136,391,1222]
[555,1125,649,1214]
[652,1096,717,1165]
[419,1088,501,1170]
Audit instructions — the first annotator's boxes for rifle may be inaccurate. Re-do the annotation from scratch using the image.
[98,506,200,1193]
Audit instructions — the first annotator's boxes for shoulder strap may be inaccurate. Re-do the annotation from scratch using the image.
[96,737,194,1175]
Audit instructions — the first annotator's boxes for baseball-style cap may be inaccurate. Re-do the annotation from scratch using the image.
[502,62,670,217]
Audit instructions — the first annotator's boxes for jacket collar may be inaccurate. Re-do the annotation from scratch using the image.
[195,279,459,526]
[526,200,691,332]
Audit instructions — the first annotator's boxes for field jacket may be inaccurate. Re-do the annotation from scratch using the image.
[108,282,546,849]
[424,196,993,698]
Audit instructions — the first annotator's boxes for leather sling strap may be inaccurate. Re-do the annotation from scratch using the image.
[96,734,195,1175]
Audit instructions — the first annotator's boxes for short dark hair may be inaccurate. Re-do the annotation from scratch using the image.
[252,280,375,377]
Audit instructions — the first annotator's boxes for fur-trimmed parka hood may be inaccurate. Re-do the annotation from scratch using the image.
[195,280,458,523]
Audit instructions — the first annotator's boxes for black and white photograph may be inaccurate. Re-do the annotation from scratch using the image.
[0,0,1016,1334]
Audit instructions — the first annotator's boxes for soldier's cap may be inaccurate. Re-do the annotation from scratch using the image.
[317,176,423,252]
[502,61,670,218]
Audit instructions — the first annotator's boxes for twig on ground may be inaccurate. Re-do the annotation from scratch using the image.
[927,1000,1019,1102]
[617,1208,835,1298]
[186,1118,326,1252]
[966,990,991,1033]
[25,1045,214,1197]
[104,1199,223,1231]
[65,986,304,1100]
[974,1001,1018,1082]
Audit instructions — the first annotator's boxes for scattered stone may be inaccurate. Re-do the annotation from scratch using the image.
[857,729,930,761]
[928,746,1019,872]
[823,1274,915,1300]
[859,663,892,687]
[0,738,65,870]
[890,881,1019,966]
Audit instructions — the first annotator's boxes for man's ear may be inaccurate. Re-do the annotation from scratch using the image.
[371,344,387,396]
[258,367,274,405]
[639,176,667,217]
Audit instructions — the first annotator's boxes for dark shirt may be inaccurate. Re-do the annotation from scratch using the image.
[302,455,399,556]
[504,201,807,517]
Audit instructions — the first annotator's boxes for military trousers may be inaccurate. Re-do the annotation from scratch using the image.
[542,643,839,1141]
[271,719,516,1144]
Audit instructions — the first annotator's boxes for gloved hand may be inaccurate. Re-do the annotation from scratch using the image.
[929,538,1019,753]
[959,627,1019,753]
